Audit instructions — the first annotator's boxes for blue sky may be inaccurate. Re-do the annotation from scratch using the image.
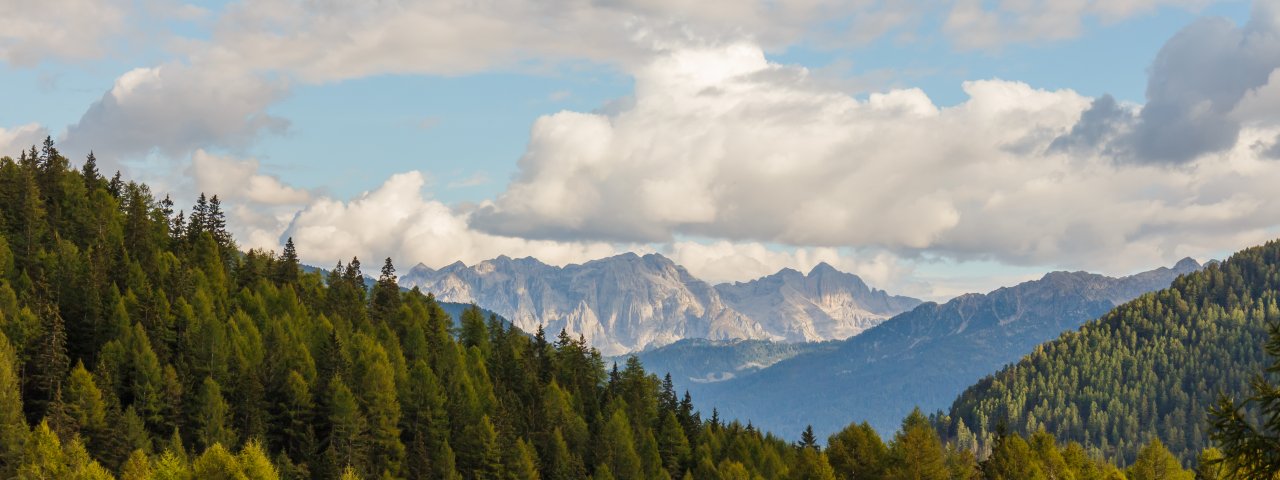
[2,0,1278,300]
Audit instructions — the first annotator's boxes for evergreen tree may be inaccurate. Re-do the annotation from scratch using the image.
[885,408,949,480]
[1208,323,1280,478]
[0,331,26,477]
[1126,439,1193,480]
[827,421,888,480]
[195,376,237,451]
[275,237,300,284]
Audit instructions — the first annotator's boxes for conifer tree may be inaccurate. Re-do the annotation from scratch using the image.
[827,421,888,480]
[275,237,300,284]
[885,408,949,480]
[0,331,26,477]
[1126,439,1193,480]
[195,376,237,451]
[369,257,400,323]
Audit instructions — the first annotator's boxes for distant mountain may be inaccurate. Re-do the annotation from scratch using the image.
[619,338,835,385]
[682,258,1203,440]
[715,263,921,342]
[948,246,1275,462]
[400,253,919,355]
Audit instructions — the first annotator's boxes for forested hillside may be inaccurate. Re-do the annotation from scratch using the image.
[0,140,846,478]
[1,138,1272,479]
[949,239,1280,463]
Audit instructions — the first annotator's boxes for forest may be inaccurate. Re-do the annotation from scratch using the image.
[0,138,1274,479]
[949,237,1280,466]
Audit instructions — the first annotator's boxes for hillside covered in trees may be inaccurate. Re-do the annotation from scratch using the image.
[0,138,1273,479]
[948,238,1280,464]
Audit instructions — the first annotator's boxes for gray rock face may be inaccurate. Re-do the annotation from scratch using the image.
[715,263,922,342]
[399,253,919,355]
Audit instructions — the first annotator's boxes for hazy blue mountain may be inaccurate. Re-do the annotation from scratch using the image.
[400,253,918,355]
[681,258,1203,440]
[617,338,835,385]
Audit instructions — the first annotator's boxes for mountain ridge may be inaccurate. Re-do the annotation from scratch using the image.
[400,252,922,355]
[656,257,1203,439]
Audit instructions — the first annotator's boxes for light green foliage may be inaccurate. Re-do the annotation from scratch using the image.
[1126,439,1193,480]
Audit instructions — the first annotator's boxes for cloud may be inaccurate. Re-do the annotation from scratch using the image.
[62,63,289,161]
[281,171,621,270]
[0,0,127,66]
[944,0,1210,49]
[447,172,491,189]
[190,150,310,205]
[0,124,50,157]
[664,240,914,289]
[470,42,1280,274]
[1053,1,1280,164]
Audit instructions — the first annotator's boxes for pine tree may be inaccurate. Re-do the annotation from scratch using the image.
[195,376,237,450]
[827,421,888,480]
[599,408,643,479]
[325,375,368,477]
[275,237,300,284]
[80,152,100,191]
[800,425,818,449]
[369,257,400,323]
[25,299,69,424]
[0,331,26,477]
[982,433,1046,480]
[885,408,949,480]
[119,449,152,480]
[1126,439,1193,480]
[1209,323,1280,478]
[657,411,691,478]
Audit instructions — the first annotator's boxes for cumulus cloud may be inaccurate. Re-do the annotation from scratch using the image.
[0,123,50,157]
[469,41,1280,274]
[1052,1,1280,164]
[281,171,622,271]
[62,63,289,161]
[190,150,310,205]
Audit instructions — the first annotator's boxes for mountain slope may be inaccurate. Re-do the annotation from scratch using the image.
[949,242,1279,463]
[620,338,836,385]
[715,263,921,342]
[401,254,918,355]
[686,258,1202,439]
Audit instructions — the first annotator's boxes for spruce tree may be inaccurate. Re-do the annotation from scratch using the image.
[195,376,237,451]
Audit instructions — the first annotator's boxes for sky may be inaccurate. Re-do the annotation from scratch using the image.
[2,0,1279,301]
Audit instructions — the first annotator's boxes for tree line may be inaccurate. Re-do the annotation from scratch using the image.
[0,138,1275,478]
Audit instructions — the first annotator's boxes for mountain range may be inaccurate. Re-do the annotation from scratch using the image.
[638,257,1204,438]
[399,253,920,355]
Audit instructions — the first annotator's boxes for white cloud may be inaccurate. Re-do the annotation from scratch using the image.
[470,42,1280,275]
[0,123,49,157]
[63,62,289,161]
[0,0,127,66]
[282,171,621,271]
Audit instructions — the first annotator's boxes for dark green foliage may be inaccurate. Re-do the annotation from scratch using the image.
[951,241,1280,463]
[0,139,1267,479]
[1207,322,1280,479]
